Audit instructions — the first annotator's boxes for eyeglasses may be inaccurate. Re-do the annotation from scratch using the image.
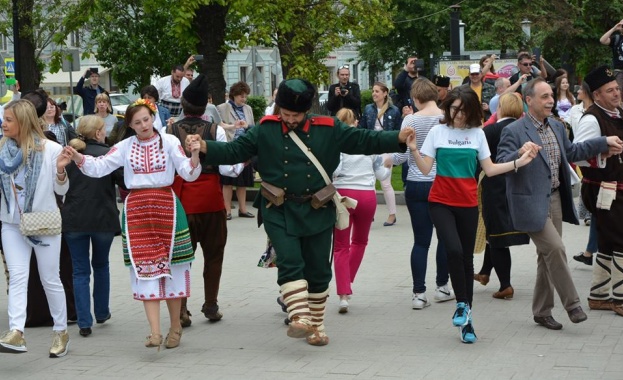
[521,63,532,67]
[339,64,349,70]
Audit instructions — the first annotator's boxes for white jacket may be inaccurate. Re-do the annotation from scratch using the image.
[0,140,69,223]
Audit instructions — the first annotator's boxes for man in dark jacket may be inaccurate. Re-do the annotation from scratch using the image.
[73,69,106,116]
[393,55,420,115]
[326,65,361,119]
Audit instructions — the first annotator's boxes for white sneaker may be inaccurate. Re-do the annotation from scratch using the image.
[434,285,456,302]
[338,299,349,314]
[412,293,431,309]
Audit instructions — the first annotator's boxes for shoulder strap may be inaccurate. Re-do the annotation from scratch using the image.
[288,131,331,185]
[10,178,22,215]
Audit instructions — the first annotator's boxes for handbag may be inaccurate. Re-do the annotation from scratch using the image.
[288,131,357,230]
[257,239,277,268]
[11,180,62,237]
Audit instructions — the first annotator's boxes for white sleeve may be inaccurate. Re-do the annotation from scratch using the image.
[165,135,200,182]
[78,141,126,178]
[215,126,244,176]
[50,143,69,196]
[419,126,437,158]
[574,114,604,167]
[477,129,491,160]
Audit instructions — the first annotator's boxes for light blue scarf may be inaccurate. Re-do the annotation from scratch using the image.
[0,137,44,214]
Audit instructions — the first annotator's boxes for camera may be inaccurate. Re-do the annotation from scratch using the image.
[339,85,348,95]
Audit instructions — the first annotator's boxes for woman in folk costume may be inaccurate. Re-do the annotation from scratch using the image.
[63,99,201,349]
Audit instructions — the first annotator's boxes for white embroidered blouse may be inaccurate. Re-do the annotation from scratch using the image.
[76,133,199,188]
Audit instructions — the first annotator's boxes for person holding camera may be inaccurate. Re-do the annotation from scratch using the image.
[74,68,106,116]
[327,64,361,119]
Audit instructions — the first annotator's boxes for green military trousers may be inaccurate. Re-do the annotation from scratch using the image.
[264,217,333,294]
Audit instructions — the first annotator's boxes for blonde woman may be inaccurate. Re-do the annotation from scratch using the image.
[93,93,118,137]
[359,82,402,226]
[64,116,123,337]
[333,108,390,313]
[0,100,72,357]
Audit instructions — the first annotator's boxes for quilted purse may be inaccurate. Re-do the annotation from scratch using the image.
[19,210,62,236]
[11,181,62,237]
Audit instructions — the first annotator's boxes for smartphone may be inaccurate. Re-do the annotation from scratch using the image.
[532,48,541,64]
[193,55,204,61]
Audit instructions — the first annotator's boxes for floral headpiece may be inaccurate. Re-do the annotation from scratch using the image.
[130,98,157,115]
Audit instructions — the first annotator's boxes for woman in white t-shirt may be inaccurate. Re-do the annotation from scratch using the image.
[332,108,390,314]
[408,87,538,344]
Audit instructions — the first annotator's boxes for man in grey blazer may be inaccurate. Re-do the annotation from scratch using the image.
[497,78,623,330]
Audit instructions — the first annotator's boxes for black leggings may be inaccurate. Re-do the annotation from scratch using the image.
[429,202,478,306]
[478,244,512,291]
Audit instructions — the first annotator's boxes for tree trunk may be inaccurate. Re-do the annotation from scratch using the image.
[16,0,40,92]
[193,4,229,106]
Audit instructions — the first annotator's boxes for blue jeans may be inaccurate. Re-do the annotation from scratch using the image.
[64,232,114,328]
[586,214,598,253]
[404,181,449,294]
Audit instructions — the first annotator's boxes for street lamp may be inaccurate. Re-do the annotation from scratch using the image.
[521,19,532,40]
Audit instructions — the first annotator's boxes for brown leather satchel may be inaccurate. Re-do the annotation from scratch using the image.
[260,182,285,207]
[311,183,337,209]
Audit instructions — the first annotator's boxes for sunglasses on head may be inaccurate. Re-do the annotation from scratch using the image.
[339,64,349,70]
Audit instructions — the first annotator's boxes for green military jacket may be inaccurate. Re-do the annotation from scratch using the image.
[202,114,405,236]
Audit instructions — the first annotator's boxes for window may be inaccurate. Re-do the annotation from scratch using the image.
[239,66,247,82]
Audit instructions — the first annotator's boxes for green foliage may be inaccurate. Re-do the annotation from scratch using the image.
[234,0,394,85]
[246,95,267,125]
[358,0,456,74]
[360,89,373,110]
[81,0,193,92]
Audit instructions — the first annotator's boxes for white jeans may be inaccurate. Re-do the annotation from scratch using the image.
[2,223,67,333]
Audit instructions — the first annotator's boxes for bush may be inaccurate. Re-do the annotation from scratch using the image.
[247,95,267,125]
[360,89,373,111]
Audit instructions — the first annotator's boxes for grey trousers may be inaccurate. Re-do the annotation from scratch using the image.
[527,191,581,317]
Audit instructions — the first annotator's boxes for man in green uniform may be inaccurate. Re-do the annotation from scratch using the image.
[188,79,412,346]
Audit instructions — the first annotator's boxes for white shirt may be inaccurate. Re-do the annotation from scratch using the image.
[155,75,190,103]
[77,133,199,188]
[574,103,612,168]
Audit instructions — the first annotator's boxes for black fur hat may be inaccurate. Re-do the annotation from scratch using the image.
[275,79,315,112]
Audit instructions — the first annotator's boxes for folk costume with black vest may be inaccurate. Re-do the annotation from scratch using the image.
[168,74,231,320]
[199,79,406,346]
[576,66,623,311]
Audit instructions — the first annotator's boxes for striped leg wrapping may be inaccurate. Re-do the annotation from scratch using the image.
[590,253,612,300]
[306,289,330,346]
[281,280,314,338]
[612,252,623,300]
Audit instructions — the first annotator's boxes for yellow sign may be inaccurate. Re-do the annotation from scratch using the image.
[4,58,15,77]
[438,59,517,89]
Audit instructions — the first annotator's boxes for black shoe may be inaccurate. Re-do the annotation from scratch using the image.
[96,313,111,324]
[568,306,588,323]
[533,315,563,330]
[573,253,592,266]
[79,328,92,337]
[277,296,287,313]
[238,211,255,218]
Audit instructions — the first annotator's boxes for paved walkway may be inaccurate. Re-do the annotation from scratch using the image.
[0,202,621,379]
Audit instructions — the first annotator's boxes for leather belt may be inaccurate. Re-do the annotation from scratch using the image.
[284,194,312,204]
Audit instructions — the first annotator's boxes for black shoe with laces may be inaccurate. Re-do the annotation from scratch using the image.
[79,328,92,337]
[573,253,592,266]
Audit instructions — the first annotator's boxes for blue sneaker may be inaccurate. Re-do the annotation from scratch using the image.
[460,319,477,343]
[452,302,471,326]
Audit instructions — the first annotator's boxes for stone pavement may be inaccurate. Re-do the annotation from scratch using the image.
[1,201,622,380]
